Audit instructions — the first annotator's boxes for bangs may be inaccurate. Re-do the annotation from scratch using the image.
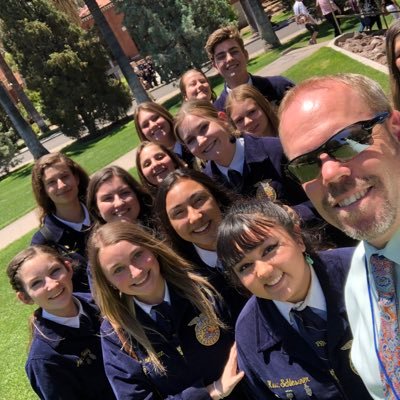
[218,217,275,270]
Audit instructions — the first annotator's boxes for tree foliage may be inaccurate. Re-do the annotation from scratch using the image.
[0,109,19,173]
[115,0,236,81]
[0,0,132,137]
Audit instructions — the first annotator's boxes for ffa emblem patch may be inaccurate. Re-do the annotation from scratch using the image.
[188,313,220,346]
[255,180,277,201]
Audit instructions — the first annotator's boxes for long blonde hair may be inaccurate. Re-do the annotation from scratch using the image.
[88,221,223,372]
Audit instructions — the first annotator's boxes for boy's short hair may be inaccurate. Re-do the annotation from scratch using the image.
[205,25,245,61]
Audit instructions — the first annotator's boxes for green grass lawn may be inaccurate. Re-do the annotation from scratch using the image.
[285,47,389,93]
[0,120,140,230]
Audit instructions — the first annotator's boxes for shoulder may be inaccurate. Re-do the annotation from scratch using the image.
[235,296,259,335]
[317,247,355,272]
[252,74,294,93]
[213,89,228,111]
[243,134,283,162]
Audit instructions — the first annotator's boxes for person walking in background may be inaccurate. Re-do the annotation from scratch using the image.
[279,73,400,399]
[315,0,341,36]
[293,0,319,44]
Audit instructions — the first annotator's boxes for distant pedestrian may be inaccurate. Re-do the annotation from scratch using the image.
[293,0,319,44]
[315,0,341,36]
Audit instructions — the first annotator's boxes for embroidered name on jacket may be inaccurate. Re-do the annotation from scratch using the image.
[266,376,311,389]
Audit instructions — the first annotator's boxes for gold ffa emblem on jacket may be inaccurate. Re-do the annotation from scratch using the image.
[255,180,277,201]
[188,313,220,346]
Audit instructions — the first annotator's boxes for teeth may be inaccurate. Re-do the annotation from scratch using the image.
[193,222,210,233]
[49,288,63,299]
[203,141,214,153]
[266,272,283,286]
[153,166,166,176]
[338,189,368,207]
[133,272,148,286]
[115,209,128,217]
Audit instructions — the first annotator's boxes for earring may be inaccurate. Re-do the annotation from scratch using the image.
[305,252,314,266]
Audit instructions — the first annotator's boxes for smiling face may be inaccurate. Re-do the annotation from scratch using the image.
[137,110,175,149]
[165,178,222,250]
[139,143,176,186]
[233,226,309,302]
[229,98,271,137]
[182,70,212,101]
[177,113,235,166]
[280,82,400,248]
[99,240,165,304]
[96,175,141,223]
[212,38,249,88]
[17,252,76,317]
[42,161,80,209]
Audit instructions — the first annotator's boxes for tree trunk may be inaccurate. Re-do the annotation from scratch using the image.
[247,0,281,48]
[0,51,50,135]
[240,0,259,33]
[0,82,48,159]
[83,0,151,104]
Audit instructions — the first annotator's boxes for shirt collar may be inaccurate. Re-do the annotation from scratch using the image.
[226,76,252,93]
[53,203,91,232]
[364,228,400,265]
[134,282,171,316]
[194,245,218,268]
[42,296,83,328]
[215,137,245,177]
[273,264,326,326]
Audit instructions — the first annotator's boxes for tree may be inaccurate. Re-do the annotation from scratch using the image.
[0,49,50,135]
[115,0,236,81]
[0,81,48,159]
[0,109,19,172]
[83,0,150,104]
[0,0,132,137]
[247,0,281,48]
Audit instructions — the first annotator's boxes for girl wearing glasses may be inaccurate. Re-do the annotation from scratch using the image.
[154,168,247,320]
[179,69,217,103]
[7,245,114,400]
[217,199,372,400]
[31,153,91,292]
[134,102,194,167]
[225,84,279,138]
[88,221,244,399]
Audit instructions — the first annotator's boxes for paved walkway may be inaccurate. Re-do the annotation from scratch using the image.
[3,29,385,251]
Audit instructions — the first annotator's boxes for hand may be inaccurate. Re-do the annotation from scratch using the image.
[207,344,245,399]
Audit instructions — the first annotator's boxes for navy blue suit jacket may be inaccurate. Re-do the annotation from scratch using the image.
[26,293,115,400]
[204,134,317,223]
[101,288,243,399]
[235,248,372,399]
[213,74,294,111]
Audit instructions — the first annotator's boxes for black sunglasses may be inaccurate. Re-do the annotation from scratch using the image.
[285,112,390,184]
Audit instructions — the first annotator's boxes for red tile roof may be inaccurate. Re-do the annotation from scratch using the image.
[79,0,113,18]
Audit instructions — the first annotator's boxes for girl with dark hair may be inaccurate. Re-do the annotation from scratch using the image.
[136,141,187,194]
[386,20,400,109]
[88,221,244,399]
[134,102,194,167]
[7,245,114,400]
[31,152,91,292]
[86,166,153,228]
[217,199,371,400]
[179,69,217,102]
[154,168,246,319]
[225,84,279,138]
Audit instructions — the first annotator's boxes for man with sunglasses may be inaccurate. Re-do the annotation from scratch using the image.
[279,73,400,400]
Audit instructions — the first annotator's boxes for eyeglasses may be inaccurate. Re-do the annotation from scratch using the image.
[285,112,390,184]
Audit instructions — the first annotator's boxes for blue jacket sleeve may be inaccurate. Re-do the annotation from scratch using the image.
[101,329,212,400]
[26,357,83,400]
